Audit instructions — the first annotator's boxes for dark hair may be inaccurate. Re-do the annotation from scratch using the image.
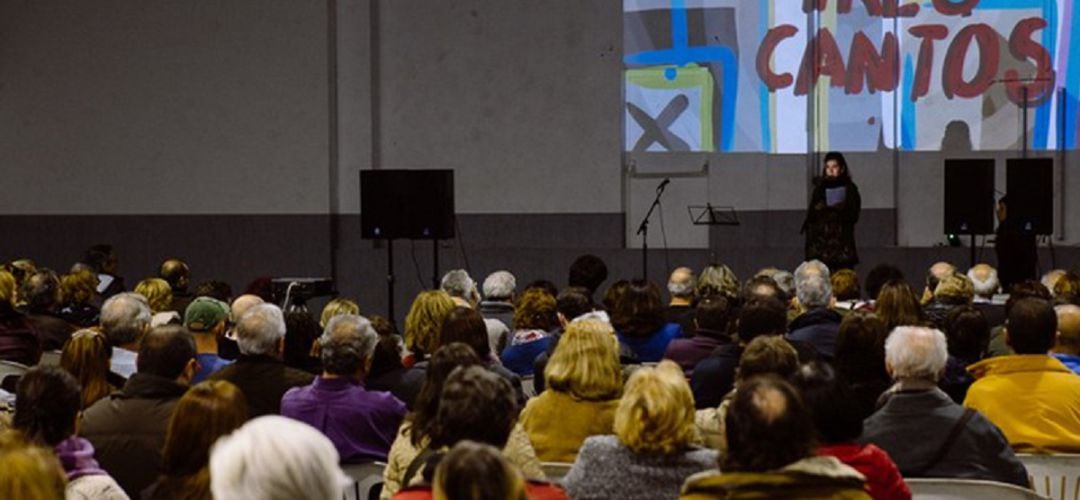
[611,280,666,338]
[875,281,923,331]
[834,311,888,384]
[408,343,482,447]
[864,264,904,302]
[602,280,630,312]
[283,311,321,374]
[136,325,197,379]
[737,336,798,380]
[368,315,404,380]
[158,258,190,290]
[523,280,559,300]
[441,307,491,359]
[943,306,989,363]
[568,254,608,296]
[1005,280,1052,316]
[556,287,593,321]
[13,366,82,446]
[83,244,114,273]
[1007,298,1057,354]
[21,269,61,314]
[724,376,815,472]
[742,276,785,304]
[822,151,851,181]
[831,269,861,302]
[160,380,248,497]
[433,441,524,500]
[736,297,788,343]
[695,296,734,338]
[790,362,864,444]
[429,365,517,450]
[194,280,233,303]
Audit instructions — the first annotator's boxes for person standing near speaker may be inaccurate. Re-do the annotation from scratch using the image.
[803,152,861,271]
[994,195,1037,290]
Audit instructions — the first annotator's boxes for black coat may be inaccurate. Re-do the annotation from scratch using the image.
[803,178,861,270]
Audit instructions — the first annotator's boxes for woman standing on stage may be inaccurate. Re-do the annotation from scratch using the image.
[803,151,861,271]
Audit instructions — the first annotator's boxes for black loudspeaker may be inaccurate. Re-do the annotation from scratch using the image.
[944,159,995,234]
[1006,158,1053,235]
[361,169,455,239]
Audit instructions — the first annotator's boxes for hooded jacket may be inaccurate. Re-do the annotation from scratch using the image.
[679,455,871,499]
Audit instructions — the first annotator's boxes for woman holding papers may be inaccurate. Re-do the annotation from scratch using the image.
[802,151,861,271]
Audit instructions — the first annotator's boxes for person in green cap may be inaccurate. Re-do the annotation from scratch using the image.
[185,296,233,383]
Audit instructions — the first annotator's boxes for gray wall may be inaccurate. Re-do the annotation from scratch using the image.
[1,0,1077,322]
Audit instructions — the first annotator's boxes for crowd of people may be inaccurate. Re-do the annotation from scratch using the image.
[1,245,1079,500]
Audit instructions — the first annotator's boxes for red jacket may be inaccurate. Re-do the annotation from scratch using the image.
[819,443,911,500]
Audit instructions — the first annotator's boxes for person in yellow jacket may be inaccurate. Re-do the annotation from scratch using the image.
[964,298,1080,453]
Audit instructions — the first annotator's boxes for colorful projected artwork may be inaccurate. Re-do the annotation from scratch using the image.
[624,0,1080,152]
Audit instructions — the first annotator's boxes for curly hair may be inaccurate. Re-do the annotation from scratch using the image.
[614,361,697,454]
[512,288,557,331]
[404,290,456,359]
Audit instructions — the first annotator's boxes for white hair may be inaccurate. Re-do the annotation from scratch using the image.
[482,271,516,301]
[667,267,696,299]
[885,326,949,382]
[440,269,479,304]
[235,303,286,355]
[796,275,832,308]
[967,266,999,298]
[210,415,347,500]
[100,292,152,345]
[794,260,831,287]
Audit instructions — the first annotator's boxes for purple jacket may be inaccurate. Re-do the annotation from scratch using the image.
[281,376,406,462]
[663,334,726,377]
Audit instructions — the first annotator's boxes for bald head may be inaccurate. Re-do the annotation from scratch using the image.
[159,258,190,291]
[1054,304,1080,355]
[230,294,264,323]
[1043,270,1067,296]
[967,263,999,299]
[667,267,696,302]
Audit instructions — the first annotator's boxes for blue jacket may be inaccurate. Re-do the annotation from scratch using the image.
[617,323,682,363]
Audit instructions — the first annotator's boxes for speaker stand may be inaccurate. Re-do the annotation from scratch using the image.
[431,239,440,290]
[968,233,977,270]
[386,239,396,325]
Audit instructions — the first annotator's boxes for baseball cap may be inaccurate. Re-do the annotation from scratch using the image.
[184,296,230,332]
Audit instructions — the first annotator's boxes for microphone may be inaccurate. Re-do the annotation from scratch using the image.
[657,178,671,193]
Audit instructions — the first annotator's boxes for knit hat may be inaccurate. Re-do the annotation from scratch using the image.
[184,297,229,332]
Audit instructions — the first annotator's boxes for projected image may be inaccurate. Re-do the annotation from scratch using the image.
[624,0,1079,153]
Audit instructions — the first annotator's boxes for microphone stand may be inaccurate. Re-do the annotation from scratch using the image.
[636,179,669,280]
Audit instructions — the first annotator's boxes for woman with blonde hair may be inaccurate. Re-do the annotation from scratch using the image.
[134,278,179,326]
[563,361,716,499]
[403,290,456,365]
[60,329,115,408]
[0,269,40,366]
[319,297,360,329]
[143,380,249,500]
[0,430,67,500]
[520,319,623,462]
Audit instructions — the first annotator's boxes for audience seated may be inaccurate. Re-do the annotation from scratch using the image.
[691,296,787,409]
[742,274,785,303]
[441,307,525,403]
[81,325,197,496]
[665,267,697,332]
[100,292,152,380]
[0,429,68,500]
[696,263,740,301]
[208,303,314,417]
[365,315,410,396]
[135,278,179,327]
[922,261,956,304]
[219,294,263,360]
[193,280,232,303]
[664,296,735,377]
[521,319,622,462]
[1053,271,1080,306]
[788,260,843,359]
[695,335,799,453]
[831,269,863,311]
[874,281,923,331]
[564,361,717,500]
[859,326,1027,486]
[0,269,41,367]
[83,244,125,299]
[680,376,870,499]
[938,306,989,403]
[60,329,117,408]
[209,415,347,500]
[1052,304,1080,373]
[383,344,543,498]
[479,270,516,354]
[611,280,681,362]
[427,442,531,500]
[22,269,74,352]
[923,273,974,329]
[791,362,910,500]
[755,267,795,303]
[143,380,247,500]
[13,366,128,500]
[58,269,100,327]
[158,259,193,316]
[282,310,323,374]
[833,311,891,420]
[967,264,1005,326]
[183,297,233,383]
[987,280,1052,357]
[440,269,481,308]
[281,314,406,462]
[567,254,608,305]
[501,288,558,375]
[863,264,905,308]
[395,290,458,407]
[964,298,1080,452]
[531,286,597,393]
[319,297,359,329]
[1041,269,1067,297]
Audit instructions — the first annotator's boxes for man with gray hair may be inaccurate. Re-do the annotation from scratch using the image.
[859,326,1027,486]
[209,303,313,417]
[787,261,841,359]
[666,266,697,332]
[968,263,1006,328]
[478,270,516,354]
[441,269,480,307]
[100,292,152,379]
[281,314,406,461]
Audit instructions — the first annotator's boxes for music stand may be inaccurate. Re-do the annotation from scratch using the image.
[689,205,739,226]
